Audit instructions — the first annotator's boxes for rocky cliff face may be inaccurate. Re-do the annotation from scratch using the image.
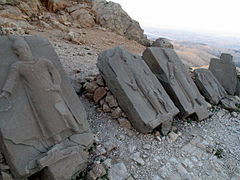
[0,0,150,46]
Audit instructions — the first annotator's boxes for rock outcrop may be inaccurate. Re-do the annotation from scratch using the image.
[97,47,179,134]
[93,0,149,46]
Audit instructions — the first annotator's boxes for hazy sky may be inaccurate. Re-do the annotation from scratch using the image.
[111,0,240,36]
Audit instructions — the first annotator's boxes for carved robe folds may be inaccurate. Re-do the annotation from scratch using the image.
[0,35,92,179]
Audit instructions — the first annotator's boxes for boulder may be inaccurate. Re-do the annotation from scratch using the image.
[0,35,92,179]
[209,53,238,95]
[0,0,19,5]
[142,47,208,120]
[40,0,69,12]
[193,68,227,104]
[93,0,149,46]
[70,8,95,28]
[152,38,174,49]
[97,47,179,133]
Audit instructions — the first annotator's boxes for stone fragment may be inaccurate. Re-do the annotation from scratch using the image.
[102,103,111,113]
[93,87,107,103]
[152,38,174,49]
[108,162,129,180]
[143,144,151,150]
[0,35,92,179]
[220,97,239,111]
[117,118,132,129]
[84,81,99,93]
[97,47,179,133]
[111,107,122,119]
[96,75,105,86]
[167,131,179,143]
[105,92,118,108]
[209,53,238,95]
[70,8,95,28]
[142,47,208,120]
[194,68,227,104]
[160,120,172,135]
[41,0,69,12]
[87,164,106,180]
[130,152,145,166]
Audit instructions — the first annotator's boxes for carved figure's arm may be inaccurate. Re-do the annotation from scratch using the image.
[45,59,62,92]
[167,61,175,81]
[0,63,19,98]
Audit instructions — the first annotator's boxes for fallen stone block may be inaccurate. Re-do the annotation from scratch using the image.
[97,47,179,133]
[209,53,238,95]
[0,35,92,179]
[142,47,208,120]
[193,68,227,104]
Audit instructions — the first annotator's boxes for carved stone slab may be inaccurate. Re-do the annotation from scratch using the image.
[142,47,208,120]
[209,53,238,95]
[97,47,179,133]
[193,69,227,104]
[0,35,92,179]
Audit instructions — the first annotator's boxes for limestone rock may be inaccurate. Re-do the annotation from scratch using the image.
[117,118,132,129]
[93,87,107,102]
[111,107,122,119]
[105,92,118,108]
[209,53,238,95]
[108,162,129,180]
[142,47,208,120]
[70,8,95,28]
[220,95,240,111]
[97,47,179,133]
[41,0,70,12]
[152,38,174,49]
[84,81,99,93]
[194,69,227,104]
[0,0,19,5]
[93,0,149,46]
[0,35,92,179]
[87,164,106,180]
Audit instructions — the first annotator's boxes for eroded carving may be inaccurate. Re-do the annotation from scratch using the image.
[0,36,80,144]
[97,47,179,133]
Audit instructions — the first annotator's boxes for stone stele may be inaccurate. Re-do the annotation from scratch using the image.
[142,47,208,120]
[0,35,93,179]
[193,68,227,104]
[97,47,179,133]
[209,53,238,95]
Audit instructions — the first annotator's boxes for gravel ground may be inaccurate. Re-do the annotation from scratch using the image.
[54,38,240,180]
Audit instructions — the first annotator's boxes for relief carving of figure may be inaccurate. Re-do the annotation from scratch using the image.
[0,36,80,144]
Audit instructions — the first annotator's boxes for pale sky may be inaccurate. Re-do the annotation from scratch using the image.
[111,0,240,36]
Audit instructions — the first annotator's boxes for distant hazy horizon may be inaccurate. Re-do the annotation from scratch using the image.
[111,0,240,37]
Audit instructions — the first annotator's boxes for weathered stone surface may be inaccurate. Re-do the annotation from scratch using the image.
[194,69,227,104]
[0,35,92,179]
[93,0,149,46]
[97,47,179,133]
[220,95,240,111]
[87,164,106,180]
[0,0,19,5]
[152,38,174,49]
[93,87,107,102]
[209,53,238,95]
[70,8,95,28]
[142,47,208,120]
[41,0,69,12]
[108,162,129,180]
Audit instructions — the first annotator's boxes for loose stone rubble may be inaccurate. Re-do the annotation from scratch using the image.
[209,53,238,95]
[0,35,92,179]
[193,68,227,104]
[142,47,209,120]
[97,46,179,134]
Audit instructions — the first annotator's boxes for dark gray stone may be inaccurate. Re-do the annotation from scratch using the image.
[209,53,238,95]
[0,35,92,179]
[193,69,227,104]
[142,47,208,120]
[152,38,174,49]
[97,47,179,133]
[220,95,240,111]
